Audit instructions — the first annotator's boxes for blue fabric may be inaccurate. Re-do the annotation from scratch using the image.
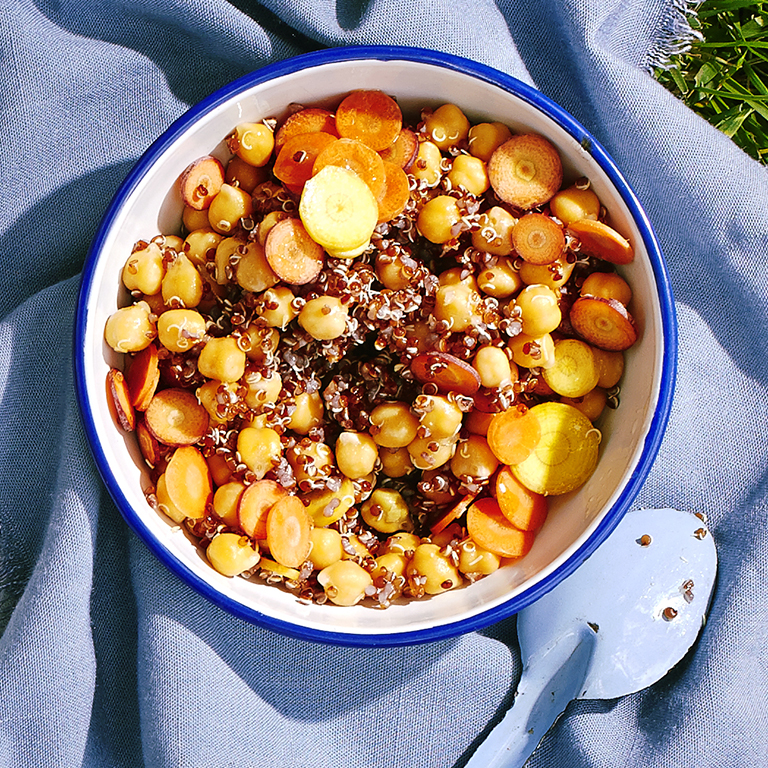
[2,1,766,766]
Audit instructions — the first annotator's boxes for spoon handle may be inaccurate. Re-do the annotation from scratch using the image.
[465,626,595,768]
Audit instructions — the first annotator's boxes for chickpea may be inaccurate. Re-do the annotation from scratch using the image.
[212,480,246,527]
[122,241,164,295]
[477,257,522,299]
[518,258,575,290]
[508,332,556,370]
[242,323,279,363]
[206,452,232,487]
[382,532,421,557]
[450,434,499,481]
[336,431,379,479]
[287,391,324,434]
[236,426,282,479]
[197,336,246,382]
[182,205,212,233]
[309,527,344,570]
[105,301,156,353]
[183,227,222,268]
[225,154,268,194]
[230,122,275,167]
[303,477,356,526]
[457,539,501,576]
[434,281,482,332]
[317,560,373,606]
[410,140,442,187]
[162,252,204,308]
[447,154,489,196]
[580,272,632,305]
[340,533,374,561]
[208,183,253,235]
[376,251,417,290]
[298,295,348,340]
[467,121,512,162]
[371,552,408,584]
[196,379,239,424]
[561,387,608,421]
[243,369,283,409]
[206,532,260,577]
[438,266,479,290]
[407,436,455,471]
[549,184,600,225]
[417,195,461,244]
[156,308,206,353]
[414,394,463,440]
[592,347,625,388]
[378,446,414,478]
[235,241,279,293]
[464,408,494,437]
[419,469,457,505]
[369,401,419,447]
[424,103,470,151]
[472,206,516,256]
[407,543,462,595]
[287,441,335,488]
[516,284,562,337]
[259,285,297,328]
[473,345,513,388]
[361,488,412,534]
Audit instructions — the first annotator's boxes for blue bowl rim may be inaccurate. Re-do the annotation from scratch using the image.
[74,44,677,648]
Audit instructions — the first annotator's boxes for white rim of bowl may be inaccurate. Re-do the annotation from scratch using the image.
[74,45,677,647]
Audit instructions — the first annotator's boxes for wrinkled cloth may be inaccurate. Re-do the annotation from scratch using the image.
[2,1,767,766]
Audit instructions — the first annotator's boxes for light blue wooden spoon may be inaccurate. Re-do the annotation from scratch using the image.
[465,507,718,768]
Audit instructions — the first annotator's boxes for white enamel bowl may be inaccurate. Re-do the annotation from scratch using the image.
[75,46,676,646]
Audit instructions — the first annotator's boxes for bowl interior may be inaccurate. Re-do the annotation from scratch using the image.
[77,50,672,645]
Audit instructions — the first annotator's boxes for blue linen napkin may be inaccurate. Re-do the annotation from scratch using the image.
[2,1,766,766]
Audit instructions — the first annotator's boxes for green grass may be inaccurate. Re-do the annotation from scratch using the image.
[655,0,768,164]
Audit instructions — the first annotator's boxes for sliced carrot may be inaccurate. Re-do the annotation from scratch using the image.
[265,494,313,568]
[430,492,477,536]
[512,212,565,265]
[179,155,225,210]
[125,343,160,411]
[164,445,212,521]
[569,296,638,351]
[335,89,403,151]
[410,351,482,396]
[144,387,209,446]
[263,217,325,285]
[466,497,534,558]
[312,137,386,201]
[378,127,418,169]
[487,134,563,210]
[376,160,411,223]
[107,368,135,431]
[238,479,289,540]
[486,405,541,465]
[136,417,164,468]
[272,131,337,190]
[274,107,338,155]
[494,466,547,531]
[567,219,634,265]
[541,338,599,398]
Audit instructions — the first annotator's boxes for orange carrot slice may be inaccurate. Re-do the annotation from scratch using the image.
[238,479,289,540]
[410,351,482,396]
[136,417,164,468]
[312,137,387,201]
[274,108,338,155]
[179,155,225,210]
[378,127,418,169]
[376,160,411,223]
[107,368,135,432]
[144,387,209,446]
[273,131,337,190]
[164,445,212,521]
[512,213,565,265]
[567,219,634,265]
[569,296,638,351]
[486,405,541,465]
[125,343,159,411]
[466,497,534,558]
[494,466,548,531]
[264,217,325,285]
[488,134,563,210]
[335,90,403,151]
[265,494,313,568]
[430,492,477,536]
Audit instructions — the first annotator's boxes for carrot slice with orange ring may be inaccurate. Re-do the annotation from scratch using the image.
[486,404,541,465]
[512,212,565,265]
[335,89,403,151]
[274,107,338,155]
[125,342,159,411]
[238,479,289,540]
[430,492,478,536]
[266,494,313,568]
[488,134,562,210]
[567,218,634,264]
[376,161,411,223]
[312,137,386,201]
[494,466,547,531]
[378,127,419,169]
[466,497,534,558]
[273,131,337,190]
[569,296,638,351]
[264,217,325,285]
[107,368,135,432]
